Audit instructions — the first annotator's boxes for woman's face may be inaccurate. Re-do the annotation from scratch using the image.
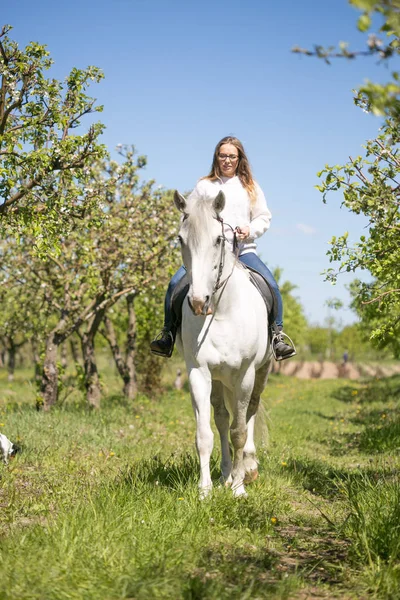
[217,143,239,178]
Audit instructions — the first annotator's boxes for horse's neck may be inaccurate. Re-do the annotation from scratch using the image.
[215,254,247,311]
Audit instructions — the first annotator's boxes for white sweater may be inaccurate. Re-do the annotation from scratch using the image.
[188,175,272,255]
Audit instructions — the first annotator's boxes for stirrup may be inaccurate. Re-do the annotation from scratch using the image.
[271,331,297,362]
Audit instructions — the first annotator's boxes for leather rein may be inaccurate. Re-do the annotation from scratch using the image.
[201,216,239,315]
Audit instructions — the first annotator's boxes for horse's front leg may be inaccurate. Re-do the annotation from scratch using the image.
[230,367,255,497]
[211,381,232,485]
[188,367,213,498]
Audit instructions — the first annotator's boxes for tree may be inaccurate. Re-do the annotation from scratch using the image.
[336,322,386,360]
[134,284,173,395]
[99,295,139,399]
[295,1,400,356]
[272,267,308,347]
[22,148,180,409]
[100,287,169,398]
[91,151,181,401]
[0,237,50,380]
[0,25,106,244]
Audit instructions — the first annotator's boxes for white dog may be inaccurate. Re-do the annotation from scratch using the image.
[0,433,15,464]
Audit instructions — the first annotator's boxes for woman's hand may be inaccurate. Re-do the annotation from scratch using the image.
[235,225,250,241]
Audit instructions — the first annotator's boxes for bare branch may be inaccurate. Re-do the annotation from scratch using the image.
[0,178,41,214]
[292,45,375,60]
[46,254,66,272]
[376,140,400,168]
[0,38,8,64]
[362,289,400,305]
[0,82,27,136]
[349,156,370,185]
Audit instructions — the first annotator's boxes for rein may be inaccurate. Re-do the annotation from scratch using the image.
[202,217,238,315]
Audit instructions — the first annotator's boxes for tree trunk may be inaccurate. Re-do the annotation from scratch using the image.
[100,293,138,400]
[17,349,24,367]
[102,315,127,379]
[40,329,61,410]
[80,332,101,409]
[124,294,138,399]
[79,309,105,409]
[70,336,80,365]
[39,310,70,410]
[31,339,41,383]
[7,337,16,383]
[60,341,68,370]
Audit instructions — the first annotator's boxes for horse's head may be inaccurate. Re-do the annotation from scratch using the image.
[174,189,228,316]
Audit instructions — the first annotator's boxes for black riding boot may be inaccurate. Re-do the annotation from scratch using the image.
[272,327,296,361]
[150,326,176,358]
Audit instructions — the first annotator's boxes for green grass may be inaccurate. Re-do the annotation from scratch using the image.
[0,367,399,599]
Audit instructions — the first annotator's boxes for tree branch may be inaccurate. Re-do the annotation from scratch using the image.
[0,82,27,136]
[348,156,370,185]
[362,289,400,305]
[0,38,8,64]
[0,178,41,214]
[376,139,400,168]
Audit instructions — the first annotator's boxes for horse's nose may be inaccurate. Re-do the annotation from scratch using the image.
[190,296,212,316]
[191,297,205,316]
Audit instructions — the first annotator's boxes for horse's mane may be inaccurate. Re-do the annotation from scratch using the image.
[185,194,218,250]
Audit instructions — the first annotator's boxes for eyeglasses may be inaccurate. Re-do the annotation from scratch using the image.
[218,153,239,162]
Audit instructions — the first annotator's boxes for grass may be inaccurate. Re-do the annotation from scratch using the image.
[0,366,399,599]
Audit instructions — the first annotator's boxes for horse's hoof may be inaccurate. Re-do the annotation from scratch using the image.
[199,487,212,500]
[232,486,248,498]
[222,475,232,488]
[244,469,259,484]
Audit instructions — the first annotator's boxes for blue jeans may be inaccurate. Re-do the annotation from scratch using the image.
[164,254,283,330]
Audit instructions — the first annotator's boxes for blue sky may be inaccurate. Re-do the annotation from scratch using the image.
[4,0,396,327]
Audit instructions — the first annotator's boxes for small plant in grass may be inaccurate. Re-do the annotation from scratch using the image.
[341,473,400,591]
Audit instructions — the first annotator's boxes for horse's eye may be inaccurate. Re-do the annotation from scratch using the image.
[178,235,183,245]
[216,236,222,246]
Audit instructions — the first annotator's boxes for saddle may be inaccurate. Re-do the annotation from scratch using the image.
[170,265,278,332]
[244,265,278,325]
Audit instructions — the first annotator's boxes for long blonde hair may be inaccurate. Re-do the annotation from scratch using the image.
[202,136,257,205]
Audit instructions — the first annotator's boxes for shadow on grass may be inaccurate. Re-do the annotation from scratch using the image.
[184,544,280,599]
[115,456,284,534]
[285,460,398,512]
[121,452,220,490]
[325,375,400,455]
[356,415,400,453]
[282,457,397,499]
[327,412,400,456]
[185,530,347,599]
[283,457,353,498]
[100,393,135,410]
[332,374,400,405]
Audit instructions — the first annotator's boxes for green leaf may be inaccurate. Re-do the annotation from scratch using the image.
[350,0,377,10]
[357,13,371,32]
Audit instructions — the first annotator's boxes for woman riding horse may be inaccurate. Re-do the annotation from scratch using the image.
[150,135,296,360]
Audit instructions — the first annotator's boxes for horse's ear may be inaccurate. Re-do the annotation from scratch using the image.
[213,191,225,214]
[174,190,187,213]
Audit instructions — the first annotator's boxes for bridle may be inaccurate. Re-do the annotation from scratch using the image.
[200,216,239,315]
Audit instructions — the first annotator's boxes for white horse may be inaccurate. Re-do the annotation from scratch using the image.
[174,189,272,498]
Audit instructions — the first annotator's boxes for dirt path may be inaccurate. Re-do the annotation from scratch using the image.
[272,360,400,380]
